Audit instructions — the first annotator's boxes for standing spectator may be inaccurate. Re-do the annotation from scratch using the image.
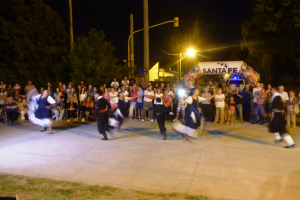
[223,86,230,121]
[287,91,298,128]
[80,81,86,89]
[111,78,119,89]
[25,80,35,97]
[278,85,289,118]
[104,88,110,101]
[39,87,44,94]
[252,82,262,123]
[136,86,144,121]
[208,80,215,91]
[242,85,252,121]
[154,83,159,90]
[62,84,67,92]
[201,88,212,122]
[0,88,7,99]
[227,96,235,125]
[139,77,147,90]
[265,84,272,122]
[252,88,267,125]
[54,88,60,99]
[172,87,179,119]
[121,85,130,117]
[234,86,244,123]
[109,87,119,111]
[121,76,129,91]
[6,84,14,97]
[5,96,19,123]
[214,88,225,124]
[143,86,155,121]
[129,84,138,119]
[0,81,6,90]
[103,84,107,91]
[163,90,172,121]
[129,75,136,86]
[160,83,166,93]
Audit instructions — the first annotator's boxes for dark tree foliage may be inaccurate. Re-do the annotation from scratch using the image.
[236,0,300,86]
[57,29,129,86]
[0,0,69,87]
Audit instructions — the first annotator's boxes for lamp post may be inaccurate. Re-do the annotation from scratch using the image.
[177,48,196,84]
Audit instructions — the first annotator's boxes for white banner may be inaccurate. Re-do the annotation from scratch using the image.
[197,61,243,75]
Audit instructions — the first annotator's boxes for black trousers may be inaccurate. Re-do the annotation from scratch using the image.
[7,111,19,122]
[201,104,211,121]
[242,103,251,121]
[165,106,172,120]
[97,112,109,134]
[157,118,166,133]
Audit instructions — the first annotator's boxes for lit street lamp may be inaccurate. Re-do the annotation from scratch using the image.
[178,48,196,83]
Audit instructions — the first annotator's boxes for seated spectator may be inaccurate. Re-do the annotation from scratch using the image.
[0,95,5,114]
[6,84,15,97]
[79,87,87,105]
[5,96,19,123]
[68,88,77,103]
[66,97,79,121]
[54,92,65,121]
[81,96,94,121]
[18,98,29,122]
[0,81,6,90]
[14,83,21,100]
[87,85,94,98]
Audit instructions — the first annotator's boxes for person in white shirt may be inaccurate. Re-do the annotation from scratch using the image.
[143,85,155,121]
[121,76,129,91]
[278,85,289,103]
[214,88,225,124]
[154,88,163,105]
[109,88,119,111]
[111,78,119,89]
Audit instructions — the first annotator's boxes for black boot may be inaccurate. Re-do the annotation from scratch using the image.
[101,132,108,140]
[162,132,167,140]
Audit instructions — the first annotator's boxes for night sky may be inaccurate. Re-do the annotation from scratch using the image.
[44,0,253,64]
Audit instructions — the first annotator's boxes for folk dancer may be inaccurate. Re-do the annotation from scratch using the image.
[95,91,111,140]
[269,87,295,148]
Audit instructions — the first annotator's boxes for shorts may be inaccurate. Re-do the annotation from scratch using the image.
[177,107,185,114]
[136,102,143,109]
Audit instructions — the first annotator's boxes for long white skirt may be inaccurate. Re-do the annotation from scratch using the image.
[172,117,205,138]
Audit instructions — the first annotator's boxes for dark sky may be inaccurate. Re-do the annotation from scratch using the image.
[44,0,253,64]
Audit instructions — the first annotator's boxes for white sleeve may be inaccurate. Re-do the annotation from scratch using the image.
[198,96,208,102]
[117,82,119,87]
[186,96,193,104]
[111,82,114,86]
[47,96,56,104]
[285,93,289,101]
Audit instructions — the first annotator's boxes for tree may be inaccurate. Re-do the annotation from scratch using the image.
[0,0,69,87]
[238,0,300,86]
[57,29,128,86]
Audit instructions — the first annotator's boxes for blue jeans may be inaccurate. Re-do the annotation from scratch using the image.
[253,104,264,123]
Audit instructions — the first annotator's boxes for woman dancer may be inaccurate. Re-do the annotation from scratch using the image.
[173,88,215,139]
[27,88,56,132]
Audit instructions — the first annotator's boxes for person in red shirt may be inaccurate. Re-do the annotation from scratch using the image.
[129,84,138,119]
[164,90,172,121]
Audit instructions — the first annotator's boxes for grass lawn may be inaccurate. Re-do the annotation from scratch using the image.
[0,174,212,200]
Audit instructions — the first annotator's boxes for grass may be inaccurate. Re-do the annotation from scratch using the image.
[0,173,212,200]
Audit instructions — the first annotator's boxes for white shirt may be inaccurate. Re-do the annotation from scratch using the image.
[279,91,289,102]
[123,91,129,102]
[34,94,56,104]
[109,92,119,103]
[186,96,209,104]
[0,91,7,97]
[215,94,225,108]
[121,80,129,86]
[154,93,163,104]
[111,81,119,87]
[144,90,154,102]
[0,84,6,90]
[253,87,261,103]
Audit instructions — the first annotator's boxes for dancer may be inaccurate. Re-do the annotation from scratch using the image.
[27,88,56,132]
[173,88,215,139]
[269,87,295,148]
[95,91,111,140]
[148,98,172,140]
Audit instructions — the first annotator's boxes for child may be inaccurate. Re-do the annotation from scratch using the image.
[227,96,235,125]
[176,96,186,121]
[148,98,172,140]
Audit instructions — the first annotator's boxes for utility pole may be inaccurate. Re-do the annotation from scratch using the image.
[130,14,134,68]
[143,0,149,82]
[69,0,74,54]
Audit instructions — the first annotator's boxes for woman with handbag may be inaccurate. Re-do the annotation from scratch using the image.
[287,91,298,128]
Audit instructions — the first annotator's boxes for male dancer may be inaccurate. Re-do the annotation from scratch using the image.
[95,91,111,140]
[148,98,172,140]
[269,87,295,148]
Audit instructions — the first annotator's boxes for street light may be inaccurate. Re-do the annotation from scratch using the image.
[179,48,197,83]
[186,48,196,57]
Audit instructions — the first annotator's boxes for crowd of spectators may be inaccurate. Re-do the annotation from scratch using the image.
[0,77,299,128]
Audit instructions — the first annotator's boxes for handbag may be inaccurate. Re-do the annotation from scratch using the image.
[294,103,299,114]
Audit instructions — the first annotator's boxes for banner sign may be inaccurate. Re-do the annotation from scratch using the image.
[198,61,243,75]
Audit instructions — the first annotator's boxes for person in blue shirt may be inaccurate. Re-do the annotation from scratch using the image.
[5,96,19,123]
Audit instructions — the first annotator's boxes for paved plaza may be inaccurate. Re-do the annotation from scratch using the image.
[0,119,300,200]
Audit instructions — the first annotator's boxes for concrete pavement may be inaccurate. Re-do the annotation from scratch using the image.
[0,119,300,200]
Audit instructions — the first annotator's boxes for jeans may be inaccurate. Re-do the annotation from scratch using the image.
[243,103,251,121]
[129,102,136,118]
[215,107,224,123]
[253,104,264,123]
[236,104,243,118]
